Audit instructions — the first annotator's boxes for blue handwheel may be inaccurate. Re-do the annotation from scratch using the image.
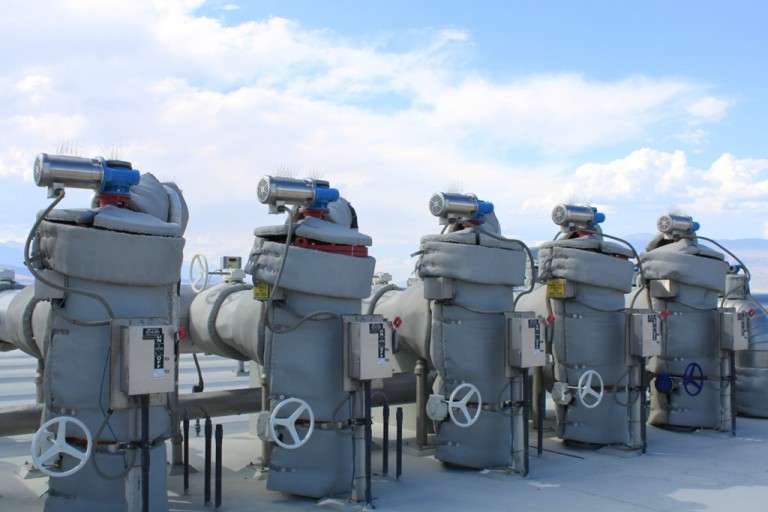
[683,362,704,396]
[654,374,674,394]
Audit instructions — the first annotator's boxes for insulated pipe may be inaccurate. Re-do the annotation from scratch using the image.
[0,285,45,359]
[0,372,419,437]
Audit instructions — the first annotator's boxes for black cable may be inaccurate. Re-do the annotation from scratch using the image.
[192,353,204,393]
[473,225,536,309]
[24,190,116,319]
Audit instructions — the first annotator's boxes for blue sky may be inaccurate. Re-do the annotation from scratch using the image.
[1,0,767,286]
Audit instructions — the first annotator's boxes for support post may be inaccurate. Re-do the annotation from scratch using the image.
[204,418,212,506]
[215,424,223,509]
[415,358,428,447]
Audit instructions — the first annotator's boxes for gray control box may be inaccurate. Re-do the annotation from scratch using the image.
[720,309,749,351]
[121,324,176,395]
[505,312,546,370]
[628,311,661,357]
[343,315,394,391]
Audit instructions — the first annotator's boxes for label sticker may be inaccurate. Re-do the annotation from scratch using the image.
[529,319,542,352]
[547,279,567,298]
[143,327,165,375]
[252,282,270,299]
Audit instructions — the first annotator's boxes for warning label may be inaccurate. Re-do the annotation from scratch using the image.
[370,323,387,360]
[143,327,165,373]
[252,282,270,299]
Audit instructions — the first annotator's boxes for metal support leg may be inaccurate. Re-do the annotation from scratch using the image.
[415,358,428,448]
[260,372,272,469]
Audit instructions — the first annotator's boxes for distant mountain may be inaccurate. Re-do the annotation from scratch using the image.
[0,242,32,284]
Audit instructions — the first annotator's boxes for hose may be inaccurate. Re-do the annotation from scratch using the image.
[473,225,536,310]
[366,283,403,315]
[24,190,116,320]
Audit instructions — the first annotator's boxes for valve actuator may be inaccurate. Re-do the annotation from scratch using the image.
[656,213,700,238]
[552,203,605,231]
[34,153,140,198]
[257,175,340,215]
[429,192,494,225]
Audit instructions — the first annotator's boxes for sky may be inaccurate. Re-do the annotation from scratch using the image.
[1,0,767,286]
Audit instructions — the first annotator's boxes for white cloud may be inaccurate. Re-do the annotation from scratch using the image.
[0,0,757,286]
[517,149,768,248]
[430,74,699,154]
[16,74,51,93]
[687,96,730,123]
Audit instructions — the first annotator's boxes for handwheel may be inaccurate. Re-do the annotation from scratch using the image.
[447,383,482,428]
[189,253,210,293]
[31,416,92,478]
[683,362,704,397]
[575,370,604,409]
[269,397,315,449]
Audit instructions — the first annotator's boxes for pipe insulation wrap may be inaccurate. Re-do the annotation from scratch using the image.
[186,283,254,360]
[638,238,729,430]
[247,212,377,498]
[724,297,768,417]
[30,181,186,512]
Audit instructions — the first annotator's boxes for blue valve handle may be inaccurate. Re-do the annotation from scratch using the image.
[654,374,674,394]
[682,362,704,397]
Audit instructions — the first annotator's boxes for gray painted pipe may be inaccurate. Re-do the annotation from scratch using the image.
[0,372,418,437]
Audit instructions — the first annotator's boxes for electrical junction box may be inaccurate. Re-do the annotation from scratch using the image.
[343,315,395,391]
[720,308,749,351]
[628,310,662,358]
[505,312,546,371]
[121,324,175,395]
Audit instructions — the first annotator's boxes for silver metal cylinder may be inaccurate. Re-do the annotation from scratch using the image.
[657,213,695,234]
[33,153,104,190]
[552,204,595,226]
[428,192,477,218]
[257,176,315,206]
